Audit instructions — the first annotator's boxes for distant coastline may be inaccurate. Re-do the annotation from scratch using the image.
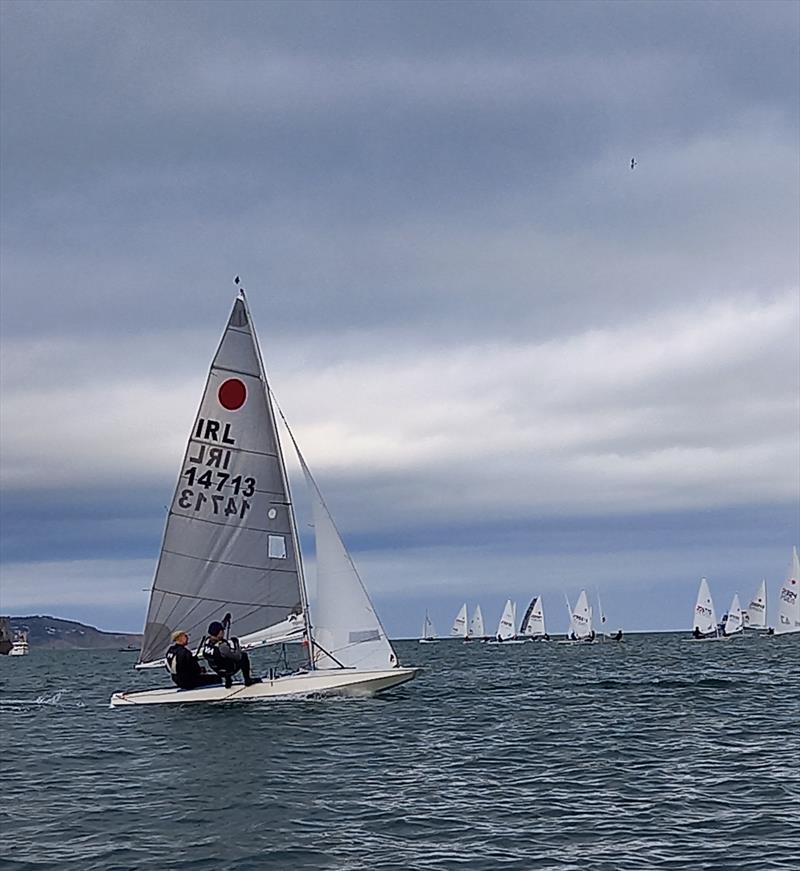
[1,615,142,651]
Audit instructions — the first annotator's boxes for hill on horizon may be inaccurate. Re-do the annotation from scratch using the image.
[3,615,142,650]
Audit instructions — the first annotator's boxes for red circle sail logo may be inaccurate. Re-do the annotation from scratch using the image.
[218,378,247,411]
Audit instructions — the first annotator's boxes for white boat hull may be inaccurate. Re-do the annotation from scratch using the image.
[486,639,526,645]
[689,635,731,642]
[110,667,417,708]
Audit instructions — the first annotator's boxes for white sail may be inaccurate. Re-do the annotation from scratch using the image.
[693,578,718,637]
[469,605,485,639]
[420,611,437,641]
[496,599,516,640]
[299,456,397,670]
[743,580,767,630]
[572,590,592,639]
[519,596,546,637]
[596,590,608,634]
[451,603,468,638]
[564,593,576,637]
[775,546,800,635]
[723,594,743,636]
[138,293,306,666]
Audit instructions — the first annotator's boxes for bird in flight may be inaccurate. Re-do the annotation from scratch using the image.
[630,158,637,170]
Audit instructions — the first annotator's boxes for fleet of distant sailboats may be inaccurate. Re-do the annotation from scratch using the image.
[421,547,799,646]
[691,547,800,641]
[424,589,620,644]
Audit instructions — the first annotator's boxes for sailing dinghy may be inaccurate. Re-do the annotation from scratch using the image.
[742,580,767,632]
[722,594,744,637]
[691,578,726,641]
[774,546,800,635]
[559,590,596,644]
[419,611,438,643]
[488,600,525,644]
[519,595,548,640]
[110,289,416,707]
[468,605,485,642]
[451,603,469,640]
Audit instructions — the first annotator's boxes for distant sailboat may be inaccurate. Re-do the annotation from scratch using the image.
[570,590,595,642]
[451,603,469,640]
[488,600,524,644]
[742,580,767,632]
[519,595,548,640]
[722,594,744,637]
[419,611,438,644]
[692,578,724,641]
[468,605,485,641]
[774,547,800,635]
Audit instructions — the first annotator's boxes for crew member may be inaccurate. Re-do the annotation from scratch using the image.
[166,630,221,690]
[202,621,260,689]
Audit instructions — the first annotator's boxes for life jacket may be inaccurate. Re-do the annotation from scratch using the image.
[165,644,181,676]
[203,637,240,674]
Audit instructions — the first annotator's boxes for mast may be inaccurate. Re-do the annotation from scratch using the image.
[238,285,315,670]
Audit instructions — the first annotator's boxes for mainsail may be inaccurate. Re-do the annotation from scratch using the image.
[743,580,767,630]
[421,611,437,640]
[723,594,743,636]
[139,294,305,665]
[775,546,800,635]
[496,599,516,640]
[469,605,485,639]
[451,603,468,638]
[572,590,592,640]
[693,578,718,637]
[519,596,546,637]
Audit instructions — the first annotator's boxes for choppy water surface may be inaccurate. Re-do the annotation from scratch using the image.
[1,634,798,871]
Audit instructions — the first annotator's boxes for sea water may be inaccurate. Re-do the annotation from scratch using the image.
[1,634,798,871]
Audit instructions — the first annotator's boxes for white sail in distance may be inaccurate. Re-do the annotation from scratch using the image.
[743,580,767,630]
[469,605,485,639]
[693,578,718,637]
[572,590,592,640]
[564,593,576,637]
[723,594,743,636]
[421,612,437,641]
[775,547,800,635]
[451,603,468,638]
[496,599,516,641]
[519,596,546,637]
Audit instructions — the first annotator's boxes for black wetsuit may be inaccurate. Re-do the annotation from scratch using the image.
[166,643,221,690]
[202,637,254,686]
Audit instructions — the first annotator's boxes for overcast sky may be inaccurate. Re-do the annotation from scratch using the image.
[1,0,798,637]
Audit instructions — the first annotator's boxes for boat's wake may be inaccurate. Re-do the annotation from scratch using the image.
[0,690,85,709]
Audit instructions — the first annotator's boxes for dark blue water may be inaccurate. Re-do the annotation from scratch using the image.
[1,634,798,871]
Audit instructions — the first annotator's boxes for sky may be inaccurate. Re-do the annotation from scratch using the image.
[1,0,798,637]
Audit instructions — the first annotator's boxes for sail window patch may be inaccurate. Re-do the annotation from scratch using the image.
[349,629,380,644]
[268,535,287,559]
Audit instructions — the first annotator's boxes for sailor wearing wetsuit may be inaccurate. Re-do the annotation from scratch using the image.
[165,630,221,690]
[202,621,260,689]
